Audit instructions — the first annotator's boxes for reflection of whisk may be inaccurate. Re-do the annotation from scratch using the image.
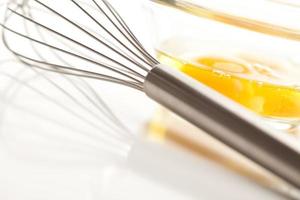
[0,61,135,162]
[2,0,300,189]
[1,63,284,200]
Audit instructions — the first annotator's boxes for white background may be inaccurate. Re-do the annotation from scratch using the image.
[0,0,296,199]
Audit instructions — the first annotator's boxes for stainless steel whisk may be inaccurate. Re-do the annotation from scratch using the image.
[2,0,300,189]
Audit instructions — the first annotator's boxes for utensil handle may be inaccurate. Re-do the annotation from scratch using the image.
[144,65,300,189]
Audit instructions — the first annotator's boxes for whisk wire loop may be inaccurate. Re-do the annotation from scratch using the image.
[1,0,156,90]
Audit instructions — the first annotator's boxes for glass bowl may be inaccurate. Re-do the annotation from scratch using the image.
[147,0,300,134]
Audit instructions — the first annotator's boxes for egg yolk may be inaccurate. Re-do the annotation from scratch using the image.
[157,52,300,119]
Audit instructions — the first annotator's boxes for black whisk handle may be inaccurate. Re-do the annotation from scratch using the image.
[144,64,300,189]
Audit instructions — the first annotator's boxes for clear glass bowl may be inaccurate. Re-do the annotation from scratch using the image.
[147,0,300,134]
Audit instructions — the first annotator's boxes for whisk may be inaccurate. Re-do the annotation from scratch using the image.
[1,0,300,189]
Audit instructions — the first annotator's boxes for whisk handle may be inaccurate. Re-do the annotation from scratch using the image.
[144,64,300,189]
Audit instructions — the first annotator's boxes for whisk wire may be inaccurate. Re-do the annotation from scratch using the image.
[68,0,153,71]
[7,8,144,82]
[7,51,143,90]
[4,9,140,94]
[35,0,150,74]
[98,0,159,65]
[25,8,144,86]
[91,0,158,66]
[2,22,144,91]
